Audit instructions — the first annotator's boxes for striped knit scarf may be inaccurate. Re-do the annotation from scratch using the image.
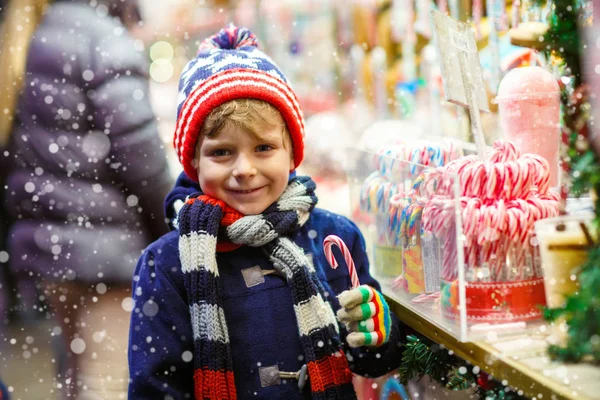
[178,176,356,400]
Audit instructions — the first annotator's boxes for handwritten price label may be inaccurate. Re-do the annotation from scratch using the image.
[450,28,470,52]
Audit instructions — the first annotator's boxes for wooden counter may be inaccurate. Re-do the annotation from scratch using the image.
[379,278,600,400]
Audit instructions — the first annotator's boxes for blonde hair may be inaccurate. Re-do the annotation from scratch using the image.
[194,98,291,166]
[0,0,51,146]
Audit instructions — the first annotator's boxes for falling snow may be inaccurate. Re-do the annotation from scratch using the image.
[182,351,193,362]
[70,338,86,354]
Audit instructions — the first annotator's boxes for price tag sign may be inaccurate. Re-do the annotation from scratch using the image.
[374,245,403,278]
[430,10,489,112]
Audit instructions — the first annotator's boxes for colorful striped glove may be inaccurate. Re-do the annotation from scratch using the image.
[336,285,392,348]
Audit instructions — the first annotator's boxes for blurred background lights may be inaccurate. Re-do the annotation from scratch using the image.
[150,40,174,61]
[149,41,174,82]
[150,59,174,83]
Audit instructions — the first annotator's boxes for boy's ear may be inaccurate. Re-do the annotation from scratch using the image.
[289,156,295,172]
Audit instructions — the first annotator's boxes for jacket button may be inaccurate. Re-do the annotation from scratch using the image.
[258,365,281,387]
[241,266,265,288]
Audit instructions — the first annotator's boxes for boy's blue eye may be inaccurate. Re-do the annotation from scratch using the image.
[256,144,273,152]
[211,149,230,157]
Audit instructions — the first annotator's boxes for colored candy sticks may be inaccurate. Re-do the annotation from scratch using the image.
[374,141,459,178]
[359,172,401,214]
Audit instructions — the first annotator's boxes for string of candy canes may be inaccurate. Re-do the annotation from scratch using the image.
[411,168,444,198]
[323,235,360,289]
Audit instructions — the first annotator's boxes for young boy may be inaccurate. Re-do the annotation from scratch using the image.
[128,25,404,399]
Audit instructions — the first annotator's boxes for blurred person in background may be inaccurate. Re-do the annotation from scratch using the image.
[0,377,9,400]
[0,0,173,398]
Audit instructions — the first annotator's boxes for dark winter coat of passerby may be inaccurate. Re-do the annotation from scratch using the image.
[0,0,173,398]
[0,377,9,400]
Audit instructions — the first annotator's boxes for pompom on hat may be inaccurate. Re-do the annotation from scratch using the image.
[173,25,305,182]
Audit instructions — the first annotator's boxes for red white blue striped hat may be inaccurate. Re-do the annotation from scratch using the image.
[173,25,305,181]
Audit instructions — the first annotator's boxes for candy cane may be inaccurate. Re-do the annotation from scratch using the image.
[416,139,561,283]
[323,235,360,288]
[443,226,458,281]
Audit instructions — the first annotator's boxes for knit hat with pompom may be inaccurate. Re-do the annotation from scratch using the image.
[173,25,305,181]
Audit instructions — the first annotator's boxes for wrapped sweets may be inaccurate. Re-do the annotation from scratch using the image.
[388,194,415,248]
[358,172,426,278]
[388,175,442,294]
[496,66,561,187]
[399,200,431,294]
[422,140,560,321]
[358,141,459,279]
[359,172,403,277]
[361,141,456,236]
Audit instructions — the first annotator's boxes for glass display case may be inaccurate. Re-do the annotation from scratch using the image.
[346,145,551,343]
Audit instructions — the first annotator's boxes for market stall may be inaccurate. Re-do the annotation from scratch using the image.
[142,0,600,398]
[1,0,599,399]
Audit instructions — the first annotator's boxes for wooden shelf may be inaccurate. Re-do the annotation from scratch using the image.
[508,21,549,50]
[381,283,600,400]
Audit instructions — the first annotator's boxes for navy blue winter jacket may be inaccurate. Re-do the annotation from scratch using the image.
[128,173,404,399]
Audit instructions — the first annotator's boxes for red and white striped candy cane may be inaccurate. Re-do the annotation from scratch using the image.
[323,235,360,289]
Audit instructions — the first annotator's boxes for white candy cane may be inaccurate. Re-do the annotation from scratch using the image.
[323,235,360,288]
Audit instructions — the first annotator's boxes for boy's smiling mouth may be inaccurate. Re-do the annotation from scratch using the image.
[228,186,265,194]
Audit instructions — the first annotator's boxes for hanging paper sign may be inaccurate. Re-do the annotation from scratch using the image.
[430,10,489,112]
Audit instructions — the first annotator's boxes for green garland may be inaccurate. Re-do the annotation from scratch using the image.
[397,335,529,399]
[542,0,582,87]
[397,335,460,385]
[537,0,600,363]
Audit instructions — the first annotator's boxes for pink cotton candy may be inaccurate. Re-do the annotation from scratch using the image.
[496,67,561,187]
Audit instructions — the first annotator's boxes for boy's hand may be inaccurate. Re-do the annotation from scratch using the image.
[336,285,392,348]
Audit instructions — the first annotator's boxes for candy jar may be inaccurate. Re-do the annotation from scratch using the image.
[495,66,561,187]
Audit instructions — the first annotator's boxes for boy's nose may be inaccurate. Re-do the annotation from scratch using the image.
[232,153,257,178]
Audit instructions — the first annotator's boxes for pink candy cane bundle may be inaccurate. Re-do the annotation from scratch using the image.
[323,235,360,289]
[459,193,560,280]
[420,140,560,282]
[438,141,551,201]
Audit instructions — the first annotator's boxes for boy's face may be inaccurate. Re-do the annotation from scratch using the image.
[196,124,295,215]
